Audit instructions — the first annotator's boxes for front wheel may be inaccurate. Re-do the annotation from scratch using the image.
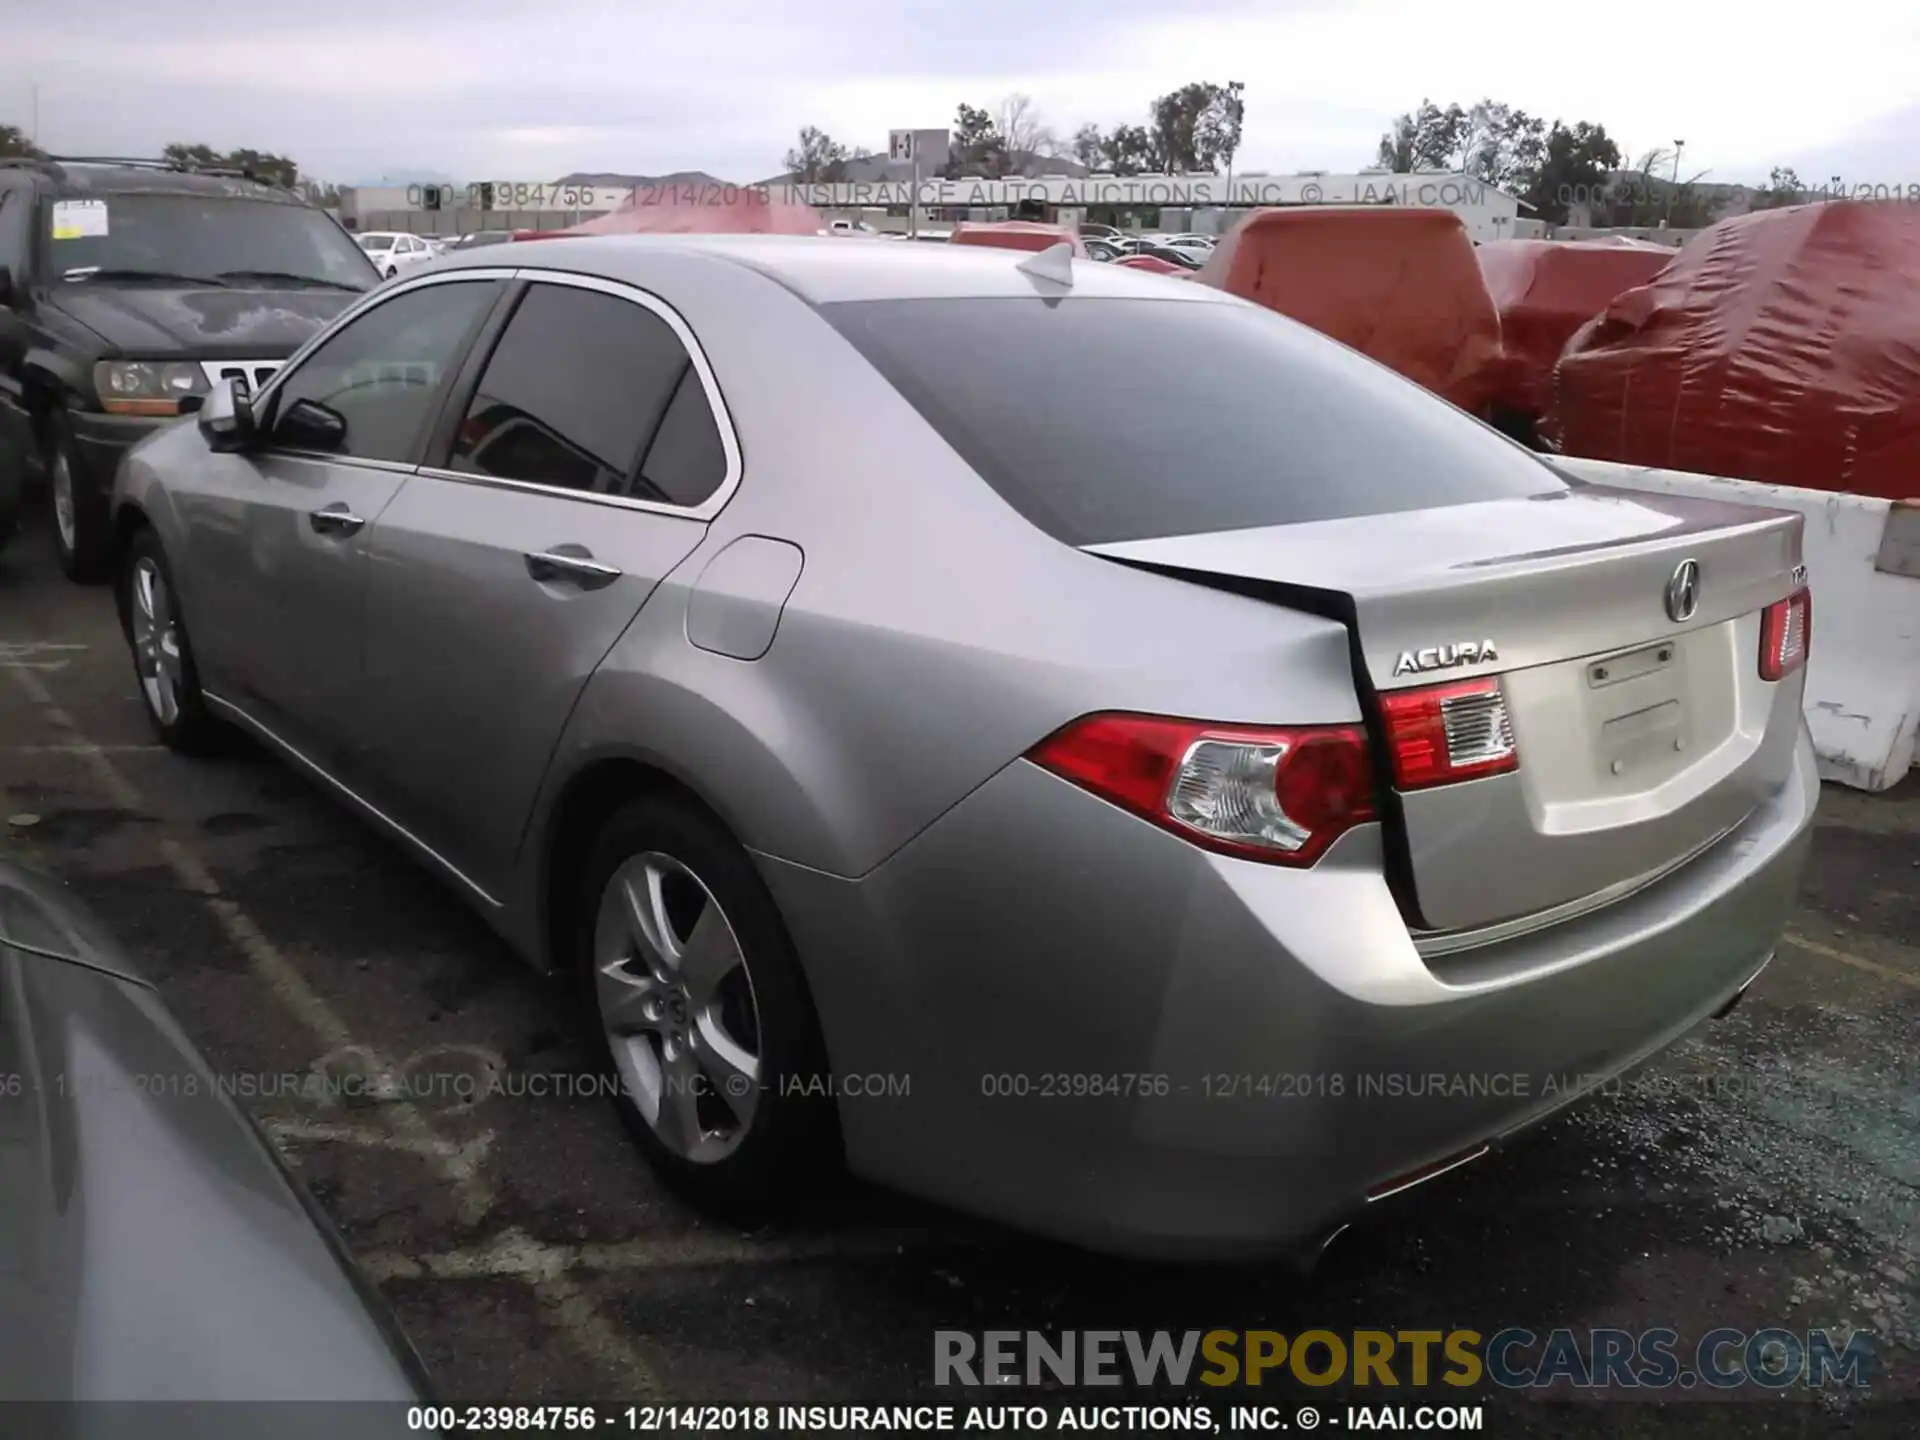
[384,266,398,280]
[578,795,839,1220]
[47,414,113,583]
[120,528,226,753]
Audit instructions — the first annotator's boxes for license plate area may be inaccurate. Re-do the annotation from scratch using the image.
[1589,642,1690,780]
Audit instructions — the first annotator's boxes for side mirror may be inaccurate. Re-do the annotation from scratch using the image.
[275,398,347,453]
[197,376,255,453]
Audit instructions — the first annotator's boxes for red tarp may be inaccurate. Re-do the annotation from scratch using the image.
[948,221,1088,256]
[563,186,824,236]
[1113,254,1189,275]
[1476,239,1674,425]
[1192,207,1502,413]
[1547,202,1920,500]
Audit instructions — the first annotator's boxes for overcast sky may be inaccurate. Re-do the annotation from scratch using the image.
[5,0,1916,188]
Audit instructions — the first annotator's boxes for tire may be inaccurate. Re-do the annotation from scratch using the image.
[119,527,226,753]
[385,266,398,280]
[46,411,113,583]
[577,794,839,1220]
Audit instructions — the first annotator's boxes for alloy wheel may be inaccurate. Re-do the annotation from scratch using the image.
[51,449,77,553]
[129,555,184,726]
[593,852,763,1164]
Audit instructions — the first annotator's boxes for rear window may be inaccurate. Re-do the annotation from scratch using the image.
[820,296,1565,545]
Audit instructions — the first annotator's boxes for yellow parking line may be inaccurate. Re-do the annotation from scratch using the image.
[1782,931,1920,990]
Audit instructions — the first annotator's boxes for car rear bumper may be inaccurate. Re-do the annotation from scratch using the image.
[758,726,1818,1260]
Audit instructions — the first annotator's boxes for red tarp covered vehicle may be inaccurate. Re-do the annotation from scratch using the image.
[560,186,825,236]
[1547,202,1920,500]
[947,221,1088,257]
[1192,207,1502,414]
[1113,254,1189,276]
[1476,238,1674,440]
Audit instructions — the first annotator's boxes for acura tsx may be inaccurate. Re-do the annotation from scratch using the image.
[109,236,1816,1258]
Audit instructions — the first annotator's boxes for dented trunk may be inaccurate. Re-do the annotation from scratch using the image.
[1089,483,1810,934]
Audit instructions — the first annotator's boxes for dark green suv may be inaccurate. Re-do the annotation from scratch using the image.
[0,157,380,577]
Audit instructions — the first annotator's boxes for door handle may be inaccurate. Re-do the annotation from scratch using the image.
[524,548,623,589]
[309,503,366,537]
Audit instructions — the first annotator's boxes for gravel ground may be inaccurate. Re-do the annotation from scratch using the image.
[1,497,1915,1437]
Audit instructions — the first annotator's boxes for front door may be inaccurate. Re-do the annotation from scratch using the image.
[179,275,505,765]
[355,274,739,900]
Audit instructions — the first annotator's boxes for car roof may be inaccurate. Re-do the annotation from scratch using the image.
[31,163,305,205]
[438,233,1239,305]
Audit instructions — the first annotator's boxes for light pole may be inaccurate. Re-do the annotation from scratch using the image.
[1666,139,1685,223]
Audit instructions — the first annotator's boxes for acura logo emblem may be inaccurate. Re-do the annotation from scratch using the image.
[1665,559,1701,623]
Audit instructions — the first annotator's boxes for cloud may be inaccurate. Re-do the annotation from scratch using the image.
[2,0,1913,184]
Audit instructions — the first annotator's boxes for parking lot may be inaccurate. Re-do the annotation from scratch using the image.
[1,491,1916,1433]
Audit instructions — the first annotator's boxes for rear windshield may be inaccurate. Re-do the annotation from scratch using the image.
[820,296,1565,545]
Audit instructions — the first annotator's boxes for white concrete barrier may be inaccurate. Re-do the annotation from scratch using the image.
[1558,457,1920,792]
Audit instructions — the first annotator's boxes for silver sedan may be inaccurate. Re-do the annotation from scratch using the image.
[110,236,1817,1258]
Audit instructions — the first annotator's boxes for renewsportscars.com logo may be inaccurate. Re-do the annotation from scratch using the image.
[934,1327,1877,1392]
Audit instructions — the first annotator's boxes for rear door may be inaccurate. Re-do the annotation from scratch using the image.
[353,273,737,902]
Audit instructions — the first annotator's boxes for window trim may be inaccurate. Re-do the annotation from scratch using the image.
[410,269,743,523]
[248,267,518,469]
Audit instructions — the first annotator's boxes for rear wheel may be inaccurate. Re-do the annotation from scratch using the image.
[121,528,225,753]
[577,795,838,1219]
[46,413,112,583]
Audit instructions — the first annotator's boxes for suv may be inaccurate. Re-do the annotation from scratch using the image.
[0,157,381,578]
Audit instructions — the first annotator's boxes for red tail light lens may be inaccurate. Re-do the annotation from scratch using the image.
[1759,586,1811,681]
[1028,713,1377,866]
[1378,677,1518,791]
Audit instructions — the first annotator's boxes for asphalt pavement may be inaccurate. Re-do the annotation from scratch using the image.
[1,494,1914,1436]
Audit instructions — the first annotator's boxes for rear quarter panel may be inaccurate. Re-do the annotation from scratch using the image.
[520,253,1362,912]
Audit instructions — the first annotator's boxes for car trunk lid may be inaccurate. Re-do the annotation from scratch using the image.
[1087,483,1809,933]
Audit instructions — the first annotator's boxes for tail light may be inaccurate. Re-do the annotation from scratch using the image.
[1759,587,1811,681]
[1378,677,1518,791]
[1028,713,1376,866]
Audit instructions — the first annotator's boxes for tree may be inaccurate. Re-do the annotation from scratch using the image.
[943,103,1011,178]
[1196,81,1246,175]
[1455,101,1546,191]
[782,126,850,183]
[1147,81,1245,173]
[1375,100,1471,172]
[1521,120,1621,224]
[162,142,299,187]
[997,94,1059,171]
[0,124,42,160]
[1749,166,1806,210]
[1592,149,1720,228]
[1071,122,1106,171]
[1106,124,1157,176]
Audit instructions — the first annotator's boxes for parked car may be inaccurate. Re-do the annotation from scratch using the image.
[0,862,435,1421]
[1078,223,1124,242]
[443,230,518,252]
[1083,239,1124,263]
[947,221,1087,256]
[357,230,441,279]
[110,236,1816,1260]
[0,156,381,579]
[1113,254,1189,276]
[1140,244,1205,270]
